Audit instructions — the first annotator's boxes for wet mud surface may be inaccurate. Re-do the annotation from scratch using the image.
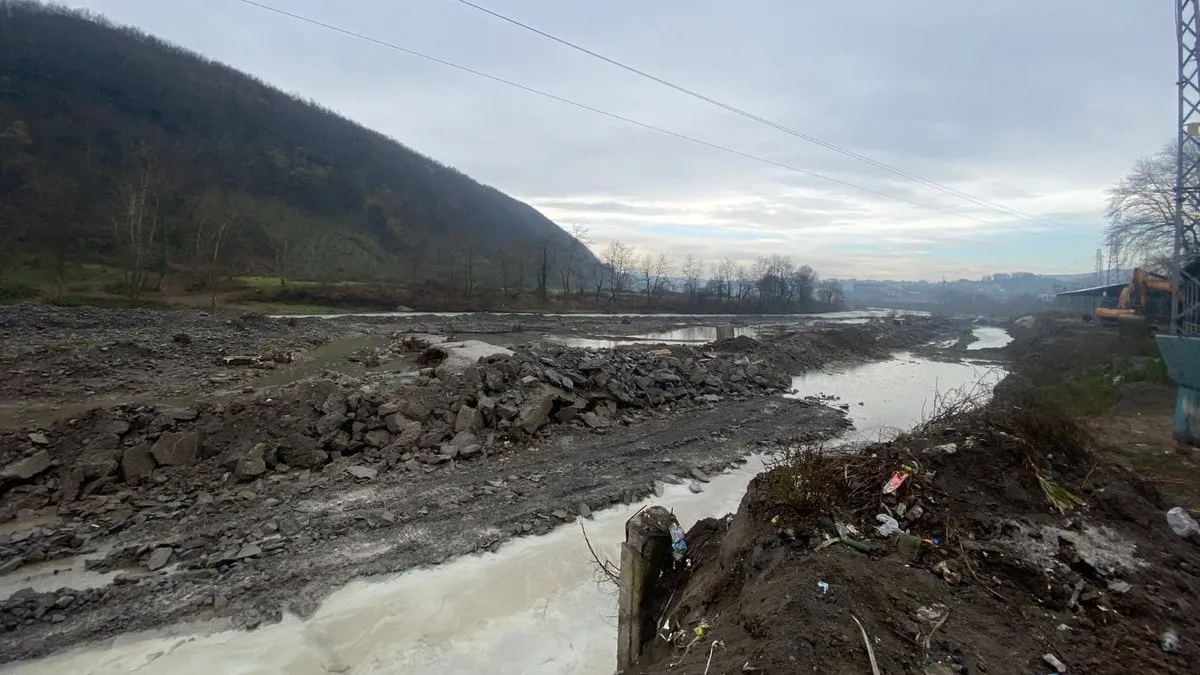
[0,306,967,662]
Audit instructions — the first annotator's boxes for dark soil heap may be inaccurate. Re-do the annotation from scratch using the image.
[631,396,1200,674]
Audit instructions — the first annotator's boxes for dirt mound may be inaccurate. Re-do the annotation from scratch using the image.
[631,399,1200,674]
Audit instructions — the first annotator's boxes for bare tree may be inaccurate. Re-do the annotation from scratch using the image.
[535,234,558,301]
[817,278,845,306]
[735,264,754,304]
[652,253,673,298]
[603,240,636,301]
[458,232,478,297]
[590,258,608,303]
[111,148,162,304]
[192,187,243,308]
[1105,140,1200,261]
[719,258,738,302]
[639,253,655,307]
[637,253,673,306]
[499,242,527,298]
[558,224,591,297]
[681,254,704,303]
[788,264,817,306]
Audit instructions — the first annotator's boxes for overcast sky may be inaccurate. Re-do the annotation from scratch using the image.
[67,0,1173,280]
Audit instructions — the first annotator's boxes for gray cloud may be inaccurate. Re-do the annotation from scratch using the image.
[65,0,1168,278]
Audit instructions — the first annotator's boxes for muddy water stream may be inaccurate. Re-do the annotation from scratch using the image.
[5,350,1004,674]
[966,326,1014,351]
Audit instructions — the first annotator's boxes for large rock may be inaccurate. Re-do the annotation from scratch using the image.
[277,434,329,469]
[364,429,391,449]
[650,369,681,385]
[149,432,201,467]
[401,399,434,421]
[60,467,85,503]
[484,368,506,392]
[345,465,378,480]
[319,392,348,417]
[455,405,481,433]
[82,457,119,480]
[146,547,173,571]
[450,431,480,449]
[384,413,408,433]
[234,444,268,481]
[1,450,52,482]
[315,412,346,437]
[121,444,156,482]
[518,386,560,434]
[394,421,423,447]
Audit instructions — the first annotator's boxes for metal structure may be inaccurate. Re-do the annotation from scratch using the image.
[1106,239,1121,284]
[1174,0,1200,333]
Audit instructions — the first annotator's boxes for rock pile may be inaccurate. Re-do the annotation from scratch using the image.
[0,337,791,525]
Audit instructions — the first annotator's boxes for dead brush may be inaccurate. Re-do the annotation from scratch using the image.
[764,442,892,523]
[764,443,848,518]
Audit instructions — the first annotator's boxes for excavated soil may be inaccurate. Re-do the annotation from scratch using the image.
[630,321,1200,675]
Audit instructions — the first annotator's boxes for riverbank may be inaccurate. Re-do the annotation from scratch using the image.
[628,317,1200,675]
[0,310,970,662]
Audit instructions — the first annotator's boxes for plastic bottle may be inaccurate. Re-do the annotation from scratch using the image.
[668,522,687,555]
[1166,507,1200,538]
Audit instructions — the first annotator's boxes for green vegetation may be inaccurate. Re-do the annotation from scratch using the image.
[1041,354,1172,416]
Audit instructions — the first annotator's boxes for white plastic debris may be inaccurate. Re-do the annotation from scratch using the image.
[874,514,902,537]
[1166,507,1200,538]
[1043,652,1068,673]
[1162,629,1180,653]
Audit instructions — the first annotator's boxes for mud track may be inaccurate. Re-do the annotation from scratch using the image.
[2,397,846,662]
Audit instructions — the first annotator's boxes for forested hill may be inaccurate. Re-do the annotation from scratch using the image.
[0,2,594,295]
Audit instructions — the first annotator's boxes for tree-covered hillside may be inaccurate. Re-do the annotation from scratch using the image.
[0,2,593,300]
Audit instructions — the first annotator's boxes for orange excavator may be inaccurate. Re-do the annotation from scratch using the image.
[1095,267,1176,332]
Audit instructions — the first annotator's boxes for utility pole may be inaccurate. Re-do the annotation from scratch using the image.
[1160,1,1200,448]
[1174,0,1200,334]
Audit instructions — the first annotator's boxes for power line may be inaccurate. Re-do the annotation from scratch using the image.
[236,0,998,225]
[449,0,1054,229]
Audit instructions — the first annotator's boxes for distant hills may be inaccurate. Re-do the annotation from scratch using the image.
[0,2,594,299]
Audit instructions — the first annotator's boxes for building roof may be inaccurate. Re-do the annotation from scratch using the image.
[1055,282,1128,298]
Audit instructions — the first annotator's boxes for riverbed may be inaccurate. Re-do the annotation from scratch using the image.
[5,346,1005,674]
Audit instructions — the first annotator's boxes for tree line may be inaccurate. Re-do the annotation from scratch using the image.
[551,233,843,312]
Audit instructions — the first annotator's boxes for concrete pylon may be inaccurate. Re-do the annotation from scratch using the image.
[1156,335,1200,445]
[616,506,679,673]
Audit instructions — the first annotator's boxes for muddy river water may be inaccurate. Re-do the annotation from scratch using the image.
[4,339,1006,674]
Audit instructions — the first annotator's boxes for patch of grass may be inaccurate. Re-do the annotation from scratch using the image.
[0,280,40,302]
[229,301,348,315]
[233,276,368,290]
[50,294,179,310]
[1037,354,1172,416]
